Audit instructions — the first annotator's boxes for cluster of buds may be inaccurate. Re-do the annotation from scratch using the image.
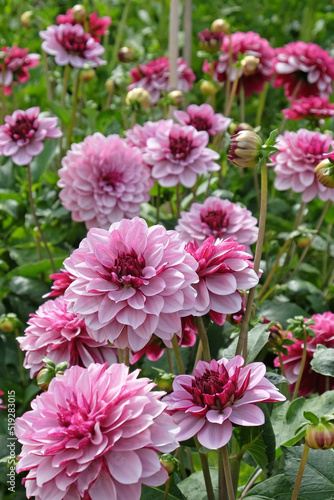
[125,87,152,110]
[287,316,316,341]
[315,152,334,189]
[36,357,69,391]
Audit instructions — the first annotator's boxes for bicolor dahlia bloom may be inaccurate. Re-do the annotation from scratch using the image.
[164,356,285,449]
[40,24,105,68]
[58,134,151,229]
[185,237,259,326]
[282,96,334,121]
[203,31,275,97]
[17,296,117,378]
[271,129,334,203]
[0,46,39,95]
[274,311,334,397]
[143,123,220,188]
[0,107,62,166]
[273,42,334,99]
[126,119,173,153]
[174,104,231,136]
[44,269,75,298]
[128,57,195,104]
[16,363,180,500]
[57,9,111,42]
[64,217,198,352]
[176,196,258,250]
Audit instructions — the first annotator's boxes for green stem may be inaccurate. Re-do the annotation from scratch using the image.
[171,334,185,374]
[225,67,241,118]
[66,72,80,150]
[258,238,292,299]
[1,63,6,123]
[220,445,235,500]
[109,0,132,72]
[194,437,215,500]
[61,64,70,107]
[156,184,161,224]
[183,0,192,64]
[117,348,124,363]
[176,183,181,218]
[193,340,203,369]
[186,447,195,473]
[42,51,53,102]
[218,447,228,500]
[130,110,137,128]
[123,347,130,367]
[255,82,269,127]
[292,328,308,400]
[166,347,174,373]
[224,33,233,115]
[163,477,171,500]
[291,444,310,500]
[239,83,245,122]
[278,351,287,378]
[194,317,211,362]
[279,80,302,133]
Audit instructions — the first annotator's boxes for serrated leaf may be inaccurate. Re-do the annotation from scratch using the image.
[177,468,218,499]
[310,345,334,377]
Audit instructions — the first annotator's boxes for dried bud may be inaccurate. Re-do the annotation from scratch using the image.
[71,4,86,21]
[228,122,254,135]
[315,158,334,189]
[126,88,152,110]
[105,78,115,94]
[198,29,224,53]
[21,11,33,29]
[154,372,175,393]
[211,18,230,34]
[305,421,334,450]
[168,90,184,106]
[228,130,263,168]
[0,313,20,333]
[200,80,218,96]
[80,68,96,82]
[118,46,135,63]
[241,55,260,76]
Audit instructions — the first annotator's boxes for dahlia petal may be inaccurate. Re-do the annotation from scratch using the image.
[142,464,169,487]
[229,404,265,426]
[206,408,232,424]
[89,470,117,500]
[116,307,146,329]
[172,412,206,441]
[107,450,142,485]
[206,274,237,295]
[197,420,233,449]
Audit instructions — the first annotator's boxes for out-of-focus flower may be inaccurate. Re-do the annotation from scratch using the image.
[0,46,39,95]
[64,217,198,352]
[174,104,231,136]
[17,296,117,378]
[282,96,334,121]
[20,11,33,29]
[198,29,224,53]
[118,46,135,63]
[80,67,96,82]
[44,269,75,298]
[57,9,111,42]
[126,119,173,153]
[0,107,62,166]
[176,196,258,251]
[16,363,180,499]
[203,31,275,97]
[143,123,220,188]
[305,421,334,450]
[58,133,151,229]
[228,130,263,168]
[274,311,334,397]
[40,24,105,68]
[315,155,334,189]
[168,90,184,106]
[200,80,218,96]
[185,236,259,325]
[273,42,334,99]
[125,88,152,110]
[0,390,5,410]
[128,57,195,104]
[164,356,285,449]
[241,55,260,76]
[70,4,86,20]
[271,129,334,202]
[211,18,230,34]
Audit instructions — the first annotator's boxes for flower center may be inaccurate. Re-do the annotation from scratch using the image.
[58,401,95,440]
[9,116,36,142]
[201,209,229,236]
[169,134,192,161]
[58,32,90,56]
[189,115,211,132]
[109,250,146,288]
[99,171,123,191]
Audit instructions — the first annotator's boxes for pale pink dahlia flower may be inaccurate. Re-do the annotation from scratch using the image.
[64,217,198,351]
[126,119,173,153]
[164,356,285,449]
[0,46,40,95]
[274,311,334,397]
[143,123,220,188]
[282,96,334,121]
[0,107,62,166]
[17,296,117,377]
[44,269,75,298]
[128,57,196,104]
[175,196,258,250]
[174,104,231,136]
[16,363,180,500]
[203,31,275,97]
[57,9,111,42]
[185,237,258,326]
[271,129,334,203]
[40,24,105,68]
[273,42,334,99]
[58,133,151,229]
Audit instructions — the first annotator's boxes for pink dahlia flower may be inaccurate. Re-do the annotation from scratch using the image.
[16,363,179,500]
[58,133,151,229]
[17,296,117,377]
[203,31,275,97]
[271,129,334,203]
[57,9,111,42]
[175,196,258,251]
[174,104,231,136]
[185,237,258,325]
[282,96,334,121]
[128,57,196,104]
[0,46,40,95]
[143,123,220,188]
[64,217,198,351]
[126,119,173,153]
[274,311,334,397]
[273,42,334,99]
[0,107,62,166]
[164,356,285,449]
[44,269,75,298]
[40,24,105,68]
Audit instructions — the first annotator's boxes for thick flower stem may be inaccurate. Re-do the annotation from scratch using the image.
[156,184,161,224]
[66,72,80,150]
[193,340,203,368]
[61,64,70,107]
[236,159,268,360]
[1,64,6,123]
[224,33,233,115]
[183,0,192,64]
[255,82,269,127]
[194,317,211,362]
[218,447,228,500]
[194,436,215,500]
[220,445,235,500]
[168,0,179,118]
[42,51,53,102]
[225,67,241,118]
[117,348,124,363]
[166,348,174,373]
[176,184,181,218]
[123,347,130,367]
[109,0,131,72]
[291,444,310,500]
[171,334,185,374]
[240,83,245,122]
[163,477,171,500]
[27,164,56,273]
[292,327,308,400]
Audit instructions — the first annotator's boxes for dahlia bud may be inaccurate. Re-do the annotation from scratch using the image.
[160,454,178,475]
[211,18,230,34]
[126,88,152,110]
[118,46,135,63]
[228,130,263,168]
[241,55,260,76]
[297,236,312,247]
[105,78,115,94]
[200,80,218,96]
[0,313,20,333]
[71,4,86,21]
[198,29,224,53]
[305,421,334,450]
[154,372,175,393]
[268,322,284,347]
[80,68,96,82]
[37,366,55,391]
[315,158,334,189]
[228,122,254,135]
[21,11,33,29]
[168,90,184,106]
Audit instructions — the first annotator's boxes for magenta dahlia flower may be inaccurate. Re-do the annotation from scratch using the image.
[57,9,111,42]
[128,57,196,104]
[0,107,62,166]
[274,312,334,397]
[273,42,334,99]
[126,119,173,153]
[282,96,334,121]
[64,217,198,352]
[58,133,151,229]
[271,129,334,202]
[175,196,258,251]
[203,31,275,97]
[0,46,40,95]
[17,296,117,377]
[164,356,285,449]
[40,23,105,68]
[143,123,220,188]
[0,390,5,410]
[16,363,179,499]
[44,269,75,298]
[174,104,231,136]
[185,237,258,325]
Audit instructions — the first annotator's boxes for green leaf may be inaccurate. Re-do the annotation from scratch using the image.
[265,372,289,386]
[30,138,58,181]
[47,102,71,125]
[257,403,276,474]
[310,345,334,377]
[258,301,307,329]
[5,258,65,279]
[140,485,183,500]
[243,474,297,499]
[303,411,319,425]
[177,468,218,499]
[219,323,269,362]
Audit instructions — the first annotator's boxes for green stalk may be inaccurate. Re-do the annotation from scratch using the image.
[183,0,192,64]
[123,347,130,367]
[194,436,215,500]
[255,82,269,127]
[176,183,181,218]
[61,64,70,107]
[218,447,228,500]
[42,51,53,102]
[225,67,241,118]
[220,446,235,500]
[224,33,233,115]
[66,72,80,150]
[171,334,185,374]
[239,83,245,122]
[258,238,292,299]
[166,347,174,373]
[291,444,310,500]
[1,63,6,123]
[292,327,308,400]
[194,317,211,362]
[163,477,171,500]
[109,0,132,72]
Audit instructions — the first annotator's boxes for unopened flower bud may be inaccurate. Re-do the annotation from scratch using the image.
[228,122,254,135]
[160,454,177,475]
[305,421,334,450]
[200,80,218,96]
[315,158,334,189]
[21,11,33,29]
[241,55,260,76]
[268,322,284,347]
[297,236,311,247]
[154,372,175,393]
[168,90,184,106]
[211,18,230,34]
[126,88,152,110]
[80,68,96,82]
[105,78,115,94]
[37,367,55,391]
[0,313,20,333]
[118,46,135,63]
[71,4,86,21]
[228,130,263,168]
[198,29,224,53]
